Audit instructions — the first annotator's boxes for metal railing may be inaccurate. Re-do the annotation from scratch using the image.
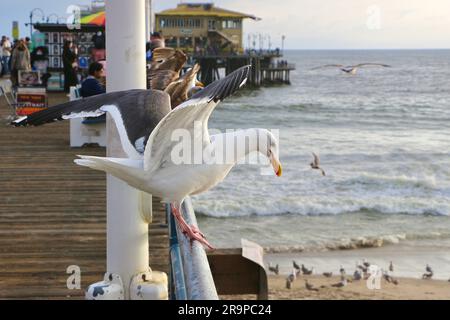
[168,198,219,300]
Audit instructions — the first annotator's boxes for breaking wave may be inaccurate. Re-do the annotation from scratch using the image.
[263,231,450,254]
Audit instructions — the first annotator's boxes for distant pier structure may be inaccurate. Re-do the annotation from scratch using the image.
[155,3,295,86]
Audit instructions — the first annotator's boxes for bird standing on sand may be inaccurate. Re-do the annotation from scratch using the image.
[311,63,391,75]
[293,260,300,271]
[310,153,326,176]
[269,263,279,275]
[286,269,296,289]
[422,264,433,280]
[305,280,319,292]
[389,261,394,272]
[323,272,333,278]
[302,264,314,275]
[383,272,399,285]
[339,265,346,276]
[353,269,362,281]
[286,278,292,289]
[331,276,348,288]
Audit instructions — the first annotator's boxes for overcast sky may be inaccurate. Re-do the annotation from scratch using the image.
[1,0,450,49]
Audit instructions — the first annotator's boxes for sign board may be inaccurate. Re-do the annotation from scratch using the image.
[181,29,193,35]
[18,70,42,87]
[16,87,47,116]
[12,21,19,40]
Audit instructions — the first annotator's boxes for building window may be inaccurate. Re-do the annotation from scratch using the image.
[222,19,241,29]
[208,20,216,30]
[159,17,206,29]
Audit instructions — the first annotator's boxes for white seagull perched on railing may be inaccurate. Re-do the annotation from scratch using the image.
[13,66,283,250]
[311,63,391,75]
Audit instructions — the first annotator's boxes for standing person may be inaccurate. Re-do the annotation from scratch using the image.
[1,36,12,76]
[25,37,32,51]
[62,40,78,92]
[10,39,31,87]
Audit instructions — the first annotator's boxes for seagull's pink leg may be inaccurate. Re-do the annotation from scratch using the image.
[171,204,215,250]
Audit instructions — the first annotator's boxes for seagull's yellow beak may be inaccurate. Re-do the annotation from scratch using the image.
[270,153,282,177]
[196,81,205,88]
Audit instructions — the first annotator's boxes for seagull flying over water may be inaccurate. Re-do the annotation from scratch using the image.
[13,66,282,250]
[310,153,326,176]
[311,63,391,75]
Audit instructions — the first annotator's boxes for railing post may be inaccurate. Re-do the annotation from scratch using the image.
[178,198,219,300]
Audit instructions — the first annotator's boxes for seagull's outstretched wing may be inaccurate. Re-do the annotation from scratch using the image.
[310,64,344,71]
[12,89,171,159]
[354,63,391,68]
[144,65,251,172]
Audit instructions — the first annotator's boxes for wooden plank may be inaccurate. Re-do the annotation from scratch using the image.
[0,93,169,299]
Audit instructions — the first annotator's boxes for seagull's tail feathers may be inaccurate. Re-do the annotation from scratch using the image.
[74,156,149,191]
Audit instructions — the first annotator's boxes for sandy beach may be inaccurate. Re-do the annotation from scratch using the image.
[220,244,450,300]
[221,275,450,300]
[266,275,450,300]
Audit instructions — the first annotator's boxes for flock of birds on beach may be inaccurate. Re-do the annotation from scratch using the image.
[268,259,442,292]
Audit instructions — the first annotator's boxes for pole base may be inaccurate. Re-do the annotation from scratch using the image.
[130,270,168,300]
[86,273,124,300]
[85,270,168,300]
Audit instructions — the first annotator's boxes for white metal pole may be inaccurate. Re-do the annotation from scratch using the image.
[145,0,154,41]
[105,0,148,299]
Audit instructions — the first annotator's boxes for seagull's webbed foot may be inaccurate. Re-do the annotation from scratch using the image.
[171,204,215,250]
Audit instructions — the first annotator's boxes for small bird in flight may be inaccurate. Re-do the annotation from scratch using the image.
[311,63,391,75]
[310,153,326,176]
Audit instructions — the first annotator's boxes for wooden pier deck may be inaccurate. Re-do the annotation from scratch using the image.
[0,92,169,299]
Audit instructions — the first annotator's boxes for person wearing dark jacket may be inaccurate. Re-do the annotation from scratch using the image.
[80,62,106,124]
[80,61,106,98]
[62,40,78,92]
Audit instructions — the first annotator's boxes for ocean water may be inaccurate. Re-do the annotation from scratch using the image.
[192,50,450,253]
